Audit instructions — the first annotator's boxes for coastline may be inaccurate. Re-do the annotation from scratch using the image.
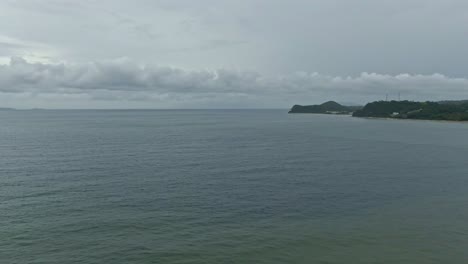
[289,112,468,123]
[355,116,468,123]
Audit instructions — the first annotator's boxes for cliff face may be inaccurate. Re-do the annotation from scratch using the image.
[289,101,356,114]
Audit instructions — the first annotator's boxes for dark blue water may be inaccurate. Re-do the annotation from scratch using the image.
[1,110,468,263]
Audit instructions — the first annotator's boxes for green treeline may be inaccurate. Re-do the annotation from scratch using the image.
[288,101,358,114]
[353,100,468,121]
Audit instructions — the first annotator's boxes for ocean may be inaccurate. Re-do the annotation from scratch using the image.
[1,109,468,263]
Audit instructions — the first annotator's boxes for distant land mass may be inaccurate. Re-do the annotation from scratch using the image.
[289,100,468,121]
[288,101,362,114]
[353,100,468,121]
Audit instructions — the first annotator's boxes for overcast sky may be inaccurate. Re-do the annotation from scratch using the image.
[1,0,468,108]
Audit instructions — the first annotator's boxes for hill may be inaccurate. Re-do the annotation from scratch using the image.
[288,101,359,114]
[353,100,468,121]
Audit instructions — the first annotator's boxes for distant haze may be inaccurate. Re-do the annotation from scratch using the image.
[1,0,468,108]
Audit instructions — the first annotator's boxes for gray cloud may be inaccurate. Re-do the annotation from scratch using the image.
[1,0,468,108]
[3,0,468,75]
[0,57,467,109]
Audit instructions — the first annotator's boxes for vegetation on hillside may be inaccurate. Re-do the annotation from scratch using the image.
[353,100,468,121]
[289,101,359,114]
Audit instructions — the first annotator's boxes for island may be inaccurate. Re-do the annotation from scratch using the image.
[353,100,468,121]
[288,101,361,114]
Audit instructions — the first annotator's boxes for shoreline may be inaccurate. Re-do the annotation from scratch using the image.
[289,112,468,123]
[355,116,468,123]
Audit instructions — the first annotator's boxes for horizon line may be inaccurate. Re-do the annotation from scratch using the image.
[1,108,289,111]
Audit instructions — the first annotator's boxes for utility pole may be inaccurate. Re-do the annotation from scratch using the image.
[398,92,401,101]
[386,94,388,101]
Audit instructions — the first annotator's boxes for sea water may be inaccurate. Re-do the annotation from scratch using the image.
[1,110,468,263]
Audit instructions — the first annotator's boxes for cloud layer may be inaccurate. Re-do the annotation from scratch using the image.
[1,57,467,109]
[2,0,468,76]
